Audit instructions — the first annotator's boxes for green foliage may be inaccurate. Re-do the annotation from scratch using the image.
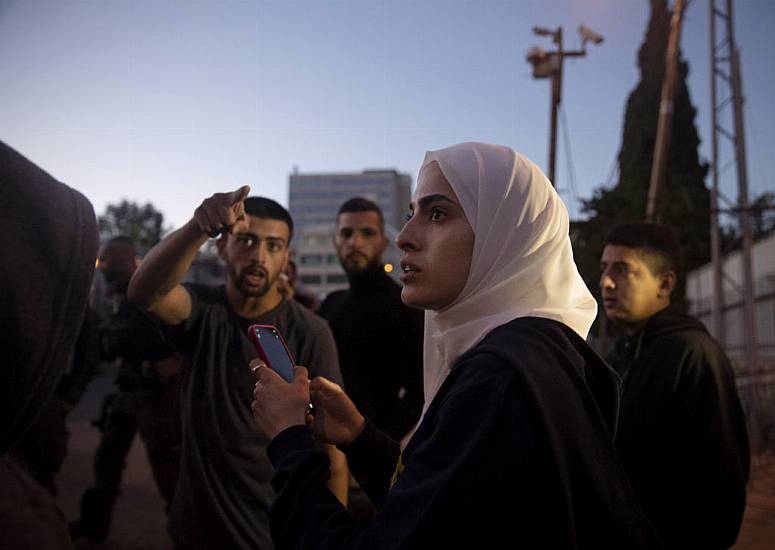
[574,0,710,296]
[720,192,775,250]
[98,199,167,254]
[751,192,775,240]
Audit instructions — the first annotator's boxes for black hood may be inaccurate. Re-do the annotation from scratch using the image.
[0,140,98,452]
[608,304,709,369]
[640,304,708,341]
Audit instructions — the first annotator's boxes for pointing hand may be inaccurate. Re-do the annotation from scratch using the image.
[194,185,251,238]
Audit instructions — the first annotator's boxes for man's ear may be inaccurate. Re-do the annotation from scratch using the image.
[658,270,677,299]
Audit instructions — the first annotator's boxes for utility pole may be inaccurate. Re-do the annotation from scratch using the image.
[527,25,604,187]
[709,1,724,344]
[548,27,563,187]
[646,0,686,222]
[709,0,758,370]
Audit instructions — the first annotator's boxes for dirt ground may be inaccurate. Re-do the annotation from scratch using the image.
[734,454,775,550]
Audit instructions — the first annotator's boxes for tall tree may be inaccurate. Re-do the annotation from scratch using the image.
[750,192,775,240]
[98,199,167,254]
[574,0,710,298]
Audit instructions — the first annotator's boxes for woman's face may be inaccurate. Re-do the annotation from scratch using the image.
[396,161,474,311]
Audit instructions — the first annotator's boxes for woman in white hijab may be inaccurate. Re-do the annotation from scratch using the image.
[251,143,663,549]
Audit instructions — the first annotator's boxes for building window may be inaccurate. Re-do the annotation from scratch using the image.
[301,254,322,265]
[301,275,322,285]
[327,254,339,264]
[303,236,330,247]
[326,274,347,285]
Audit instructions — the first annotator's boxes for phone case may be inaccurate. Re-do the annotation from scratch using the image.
[247,324,296,382]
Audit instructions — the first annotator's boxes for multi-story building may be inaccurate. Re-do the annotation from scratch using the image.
[288,169,411,299]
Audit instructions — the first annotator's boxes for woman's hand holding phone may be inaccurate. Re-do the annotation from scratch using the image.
[247,321,364,445]
[250,360,310,440]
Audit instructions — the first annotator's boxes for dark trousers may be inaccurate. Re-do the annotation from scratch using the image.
[92,373,181,507]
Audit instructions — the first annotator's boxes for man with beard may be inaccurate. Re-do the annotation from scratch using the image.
[320,198,423,441]
[71,236,181,543]
[600,223,749,550]
[128,188,346,550]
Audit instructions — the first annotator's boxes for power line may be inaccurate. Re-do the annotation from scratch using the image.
[604,151,619,189]
[559,105,580,217]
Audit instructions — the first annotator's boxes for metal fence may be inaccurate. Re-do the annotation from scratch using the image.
[686,234,775,455]
[691,298,775,454]
[736,364,775,456]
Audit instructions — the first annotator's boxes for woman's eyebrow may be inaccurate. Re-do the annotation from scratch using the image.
[413,194,457,210]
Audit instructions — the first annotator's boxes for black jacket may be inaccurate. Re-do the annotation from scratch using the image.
[0,139,98,548]
[607,305,750,550]
[267,317,663,549]
[319,267,424,440]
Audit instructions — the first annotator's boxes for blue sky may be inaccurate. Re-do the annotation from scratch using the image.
[1,0,773,230]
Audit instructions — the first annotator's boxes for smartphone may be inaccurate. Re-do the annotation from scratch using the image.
[247,324,296,383]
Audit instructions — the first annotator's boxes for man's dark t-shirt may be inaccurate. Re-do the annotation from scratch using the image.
[168,284,342,550]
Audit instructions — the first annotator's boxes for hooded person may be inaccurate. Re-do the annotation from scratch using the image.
[600,222,749,550]
[0,140,98,548]
[250,142,663,549]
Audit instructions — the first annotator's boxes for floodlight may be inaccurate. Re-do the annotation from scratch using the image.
[578,25,604,45]
[527,48,559,78]
[526,46,547,64]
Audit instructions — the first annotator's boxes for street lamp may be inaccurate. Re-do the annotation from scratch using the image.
[526,24,604,187]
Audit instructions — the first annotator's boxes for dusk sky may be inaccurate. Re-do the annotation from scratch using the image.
[1,0,773,231]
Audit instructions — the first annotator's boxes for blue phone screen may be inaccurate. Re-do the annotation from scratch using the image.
[255,327,294,382]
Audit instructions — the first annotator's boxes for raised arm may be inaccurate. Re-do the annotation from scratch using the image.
[128,185,250,325]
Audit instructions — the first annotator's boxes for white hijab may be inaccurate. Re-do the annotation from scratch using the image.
[419,142,597,411]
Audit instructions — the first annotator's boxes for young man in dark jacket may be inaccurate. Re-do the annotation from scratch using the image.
[600,222,750,550]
